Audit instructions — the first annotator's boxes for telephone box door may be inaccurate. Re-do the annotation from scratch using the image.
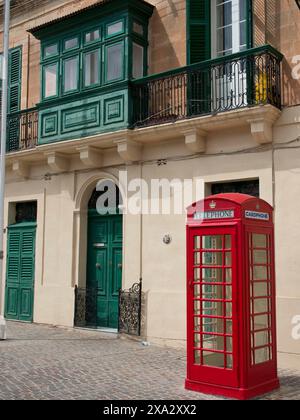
[187,226,239,388]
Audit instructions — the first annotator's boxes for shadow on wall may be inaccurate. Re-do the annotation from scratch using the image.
[149,0,183,74]
[254,0,300,107]
[265,0,281,48]
[282,60,300,108]
[267,0,300,108]
[280,0,300,107]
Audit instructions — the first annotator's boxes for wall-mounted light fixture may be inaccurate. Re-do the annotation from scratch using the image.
[163,234,172,245]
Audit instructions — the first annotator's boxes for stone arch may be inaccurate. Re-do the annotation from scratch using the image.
[72,171,125,306]
[75,172,122,211]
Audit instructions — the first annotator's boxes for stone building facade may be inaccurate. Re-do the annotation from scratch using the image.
[0,0,299,362]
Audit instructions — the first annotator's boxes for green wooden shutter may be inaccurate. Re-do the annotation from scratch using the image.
[7,47,22,152]
[8,47,22,113]
[247,0,253,49]
[187,0,211,64]
[5,224,36,322]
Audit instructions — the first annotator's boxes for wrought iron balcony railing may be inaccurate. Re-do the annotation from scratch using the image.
[131,45,283,128]
[7,108,38,153]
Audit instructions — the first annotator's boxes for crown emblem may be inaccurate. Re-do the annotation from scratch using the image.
[209,200,217,209]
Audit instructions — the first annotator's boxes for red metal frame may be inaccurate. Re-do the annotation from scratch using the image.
[185,194,279,400]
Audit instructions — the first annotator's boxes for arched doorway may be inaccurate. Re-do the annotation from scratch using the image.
[85,181,123,329]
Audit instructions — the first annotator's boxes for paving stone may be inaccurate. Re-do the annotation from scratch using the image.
[0,322,299,400]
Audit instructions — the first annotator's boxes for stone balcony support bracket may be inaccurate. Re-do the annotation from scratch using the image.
[248,109,281,145]
[77,146,103,168]
[182,129,207,153]
[45,152,69,172]
[114,138,142,163]
[12,160,29,179]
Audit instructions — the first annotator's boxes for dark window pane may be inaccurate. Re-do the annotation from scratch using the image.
[211,180,259,197]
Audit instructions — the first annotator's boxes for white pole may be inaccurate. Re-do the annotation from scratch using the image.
[0,0,11,340]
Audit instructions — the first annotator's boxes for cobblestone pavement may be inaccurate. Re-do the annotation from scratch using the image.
[0,322,299,400]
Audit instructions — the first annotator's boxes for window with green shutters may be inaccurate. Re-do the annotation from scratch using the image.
[0,46,23,151]
[187,0,253,65]
[5,223,36,322]
[8,47,22,113]
[187,0,211,64]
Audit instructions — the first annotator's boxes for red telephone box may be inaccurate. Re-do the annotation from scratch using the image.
[185,194,279,400]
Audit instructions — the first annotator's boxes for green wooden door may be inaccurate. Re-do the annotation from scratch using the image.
[86,213,123,329]
[5,223,36,322]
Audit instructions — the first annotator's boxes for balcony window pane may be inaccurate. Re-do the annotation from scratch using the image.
[107,21,123,36]
[84,50,100,87]
[44,64,57,98]
[132,43,144,79]
[240,21,247,50]
[64,37,78,50]
[64,57,78,92]
[106,43,123,82]
[217,0,232,27]
[45,44,58,58]
[85,29,100,43]
[214,0,248,57]
[239,0,247,20]
[133,21,144,36]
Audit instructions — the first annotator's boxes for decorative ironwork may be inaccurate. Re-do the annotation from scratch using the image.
[131,45,283,128]
[7,108,38,152]
[118,280,142,336]
[74,281,142,335]
[74,286,99,328]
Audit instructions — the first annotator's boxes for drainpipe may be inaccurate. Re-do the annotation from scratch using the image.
[139,162,143,284]
[0,0,11,340]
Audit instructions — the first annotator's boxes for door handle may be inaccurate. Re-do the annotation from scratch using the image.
[118,263,122,270]
[96,263,101,270]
